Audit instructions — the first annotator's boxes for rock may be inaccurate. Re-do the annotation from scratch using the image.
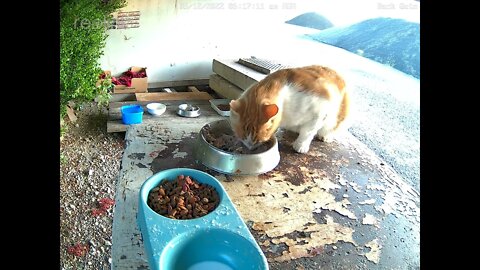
[60,101,124,270]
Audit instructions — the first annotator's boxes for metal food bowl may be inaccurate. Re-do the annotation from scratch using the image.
[193,119,280,175]
[177,103,200,118]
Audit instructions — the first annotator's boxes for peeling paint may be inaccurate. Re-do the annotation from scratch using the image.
[314,198,357,220]
[219,174,356,262]
[172,148,188,159]
[260,239,271,247]
[359,198,376,205]
[375,191,397,215]
[349,181,362,192]
[269,215,355,262]
[366,183,386,191]
[362,214,379,228]
[364,239,381,263]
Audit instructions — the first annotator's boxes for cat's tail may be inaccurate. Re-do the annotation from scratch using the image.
[317,83,351,142]
[334,87,350,132]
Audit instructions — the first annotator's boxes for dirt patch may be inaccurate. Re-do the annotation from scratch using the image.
[60,102,125,270]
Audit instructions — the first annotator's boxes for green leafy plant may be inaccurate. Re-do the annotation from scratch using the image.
[60,0,126,118]
[96,72,114,108]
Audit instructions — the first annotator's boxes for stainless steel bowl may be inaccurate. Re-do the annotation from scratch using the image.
[177,103,201,117]
[193,119,280,175]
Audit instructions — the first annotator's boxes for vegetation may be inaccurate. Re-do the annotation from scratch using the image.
[60,0,126,119]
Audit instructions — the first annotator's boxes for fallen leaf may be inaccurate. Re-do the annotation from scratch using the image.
[66,106,77,123]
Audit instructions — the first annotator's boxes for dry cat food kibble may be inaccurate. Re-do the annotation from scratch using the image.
[216,104,230,111]
[202,125,272,154]
[147,175,219,219]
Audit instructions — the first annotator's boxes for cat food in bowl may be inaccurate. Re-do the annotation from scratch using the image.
[193,119,280,175]
[177,103,200,117]
[146,103,166,116]
[209,99,231,117]
[147,174,220,220]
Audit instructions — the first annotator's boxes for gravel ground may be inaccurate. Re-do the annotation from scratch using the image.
[60,102,125,270]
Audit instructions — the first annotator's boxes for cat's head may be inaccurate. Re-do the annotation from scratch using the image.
[229,98,280,150]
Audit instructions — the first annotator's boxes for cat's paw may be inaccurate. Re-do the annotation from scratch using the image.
[293,141,310,153]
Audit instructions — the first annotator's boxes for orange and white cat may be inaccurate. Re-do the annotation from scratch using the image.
[229,65,350,154]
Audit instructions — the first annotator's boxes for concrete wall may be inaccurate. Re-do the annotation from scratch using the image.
[98,0,420,84]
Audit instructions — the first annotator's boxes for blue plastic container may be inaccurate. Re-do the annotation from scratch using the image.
[121,104,144,124]
[137,168,269,270]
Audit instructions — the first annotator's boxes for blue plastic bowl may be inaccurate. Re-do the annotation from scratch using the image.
[161,228,268,270]
[137,168,269,270]
[121,104,143,124]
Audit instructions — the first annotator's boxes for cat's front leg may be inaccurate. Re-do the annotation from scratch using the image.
[292,130,316,153]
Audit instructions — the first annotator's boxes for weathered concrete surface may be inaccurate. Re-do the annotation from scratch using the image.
[111,101,419,270]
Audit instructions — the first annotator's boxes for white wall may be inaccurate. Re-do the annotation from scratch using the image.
[99,0,420,84]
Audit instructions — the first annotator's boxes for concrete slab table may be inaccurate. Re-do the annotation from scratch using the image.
[111,100,420,270]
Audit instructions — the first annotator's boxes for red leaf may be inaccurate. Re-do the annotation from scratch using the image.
[67,243,89,257]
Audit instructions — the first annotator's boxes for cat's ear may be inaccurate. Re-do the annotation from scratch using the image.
[230,100,241,114]
[262,104,279,121]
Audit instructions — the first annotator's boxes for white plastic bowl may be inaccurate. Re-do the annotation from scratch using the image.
[146,103,166,116]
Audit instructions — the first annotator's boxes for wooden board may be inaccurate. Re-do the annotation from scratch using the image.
[108,101,217,121]
[109,100,212,111]
[135,92,212,102]
[187,86,200,92]
[148,79,209,89]
[107,101,223,133]
[113,87,148,94]
[109,93,137,102]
